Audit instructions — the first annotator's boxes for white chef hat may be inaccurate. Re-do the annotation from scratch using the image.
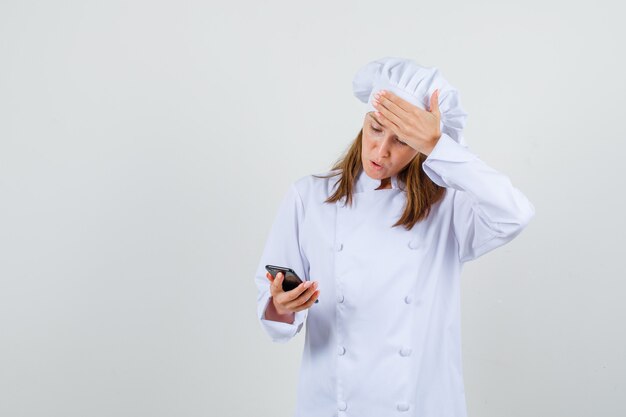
[352,56,469,147]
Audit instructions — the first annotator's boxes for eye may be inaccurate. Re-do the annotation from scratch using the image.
[370,126,382,133]
[396,138,408,146]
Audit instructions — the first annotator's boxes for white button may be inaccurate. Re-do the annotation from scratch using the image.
[337,294,344,303]
[397,402,410,411]
[399,347,412,357]
[338,346,346,355]
[404,295,413,304]
[338,401,347,411]
[337,242,343,251]
[407,239,421,249]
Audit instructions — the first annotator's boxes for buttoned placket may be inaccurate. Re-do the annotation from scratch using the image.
[333,168,420,415]
[334,201,346,415]
[395,236,425,413]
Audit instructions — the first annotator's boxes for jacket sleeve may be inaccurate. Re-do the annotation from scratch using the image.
[254,182,310,343]
[421,133,536,263]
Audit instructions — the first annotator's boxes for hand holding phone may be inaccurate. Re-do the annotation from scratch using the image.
[265,264,320,314]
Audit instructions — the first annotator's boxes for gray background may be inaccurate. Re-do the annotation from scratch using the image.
[1,1,624,416]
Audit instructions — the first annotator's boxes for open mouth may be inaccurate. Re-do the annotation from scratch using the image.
[370,160,383,170]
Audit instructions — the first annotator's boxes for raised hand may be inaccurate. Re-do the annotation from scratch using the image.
[371,89,442,156]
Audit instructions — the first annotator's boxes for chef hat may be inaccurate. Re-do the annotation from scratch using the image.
[352,56,469,147]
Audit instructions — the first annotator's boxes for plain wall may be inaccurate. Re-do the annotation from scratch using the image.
[1,1,624,416]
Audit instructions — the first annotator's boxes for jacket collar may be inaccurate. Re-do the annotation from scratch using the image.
[354,167,403,193]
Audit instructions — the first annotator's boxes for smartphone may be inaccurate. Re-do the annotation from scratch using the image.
[265,264,319,303]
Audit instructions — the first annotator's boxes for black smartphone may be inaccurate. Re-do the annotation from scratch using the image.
[265,264,319,303]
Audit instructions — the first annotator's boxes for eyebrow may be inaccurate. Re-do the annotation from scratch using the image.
[368,113,383,125]
[367,113,403,141]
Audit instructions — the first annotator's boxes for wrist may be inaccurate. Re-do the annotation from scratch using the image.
[265,296,295,323]
[420,137,439,156]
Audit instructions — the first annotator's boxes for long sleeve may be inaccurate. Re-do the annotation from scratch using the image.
[254,183,310,343]
[421,133,536,263]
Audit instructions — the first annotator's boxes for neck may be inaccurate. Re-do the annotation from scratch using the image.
[376,177,392,190]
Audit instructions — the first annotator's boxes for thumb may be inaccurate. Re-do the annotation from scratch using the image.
[274,271,285,293]
[430,89,441,118]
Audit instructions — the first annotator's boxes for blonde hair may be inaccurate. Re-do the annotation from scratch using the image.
[313,128,446,230]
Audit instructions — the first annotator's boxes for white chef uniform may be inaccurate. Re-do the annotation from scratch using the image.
[254,57,536,417]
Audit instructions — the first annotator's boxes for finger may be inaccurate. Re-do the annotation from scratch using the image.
[373,96,404,131]
[265,272,274,282]
[283,279,312,302]
[272,271,285,293]
[373,109,401,140]
[379,90,417,114]
[293,290,320,312]
[290,281,318,308]
[306,290,321,306]
[429,89,441,117]
[377,92,411,124]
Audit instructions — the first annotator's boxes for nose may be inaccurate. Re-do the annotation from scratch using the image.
[376,137,392,159]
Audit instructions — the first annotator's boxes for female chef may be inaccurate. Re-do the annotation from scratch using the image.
[254,57,535,417]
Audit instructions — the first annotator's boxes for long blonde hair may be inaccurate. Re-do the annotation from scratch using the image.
[313,128,446,230]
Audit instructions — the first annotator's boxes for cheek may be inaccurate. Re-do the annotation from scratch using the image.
[391,149,412,164]
[400,149,418,164]
[362,134,374,150]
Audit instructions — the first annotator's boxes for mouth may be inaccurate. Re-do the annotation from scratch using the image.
[370,160,383,170]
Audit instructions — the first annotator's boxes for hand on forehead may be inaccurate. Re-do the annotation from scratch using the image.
[369,89,442,153]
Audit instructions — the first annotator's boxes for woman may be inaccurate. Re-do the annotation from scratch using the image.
[254,57,535,417]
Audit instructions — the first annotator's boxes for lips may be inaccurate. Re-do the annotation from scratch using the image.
[370,160,384,170]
